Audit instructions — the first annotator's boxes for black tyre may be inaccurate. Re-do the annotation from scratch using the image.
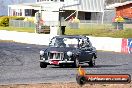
[76,75,86,85]
[88,57,95,67]
[73,58,80,68]
[40,62,47,68]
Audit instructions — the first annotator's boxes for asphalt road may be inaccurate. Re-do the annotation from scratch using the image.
[0,41,132,85]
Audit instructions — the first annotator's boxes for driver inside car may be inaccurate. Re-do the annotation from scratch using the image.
[55,38,66,47]
[79,39,85,47]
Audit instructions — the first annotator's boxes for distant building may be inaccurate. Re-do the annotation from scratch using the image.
[8,0,106,22]
[106,1,132,18]
[0,0,35,16]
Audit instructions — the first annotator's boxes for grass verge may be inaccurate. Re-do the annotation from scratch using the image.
[65,24,132,38]
[0,25,132,38]
[0,26,35,33]
[65,28,132,38]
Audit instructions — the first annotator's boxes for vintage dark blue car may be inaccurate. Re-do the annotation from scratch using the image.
[39,35,97,68]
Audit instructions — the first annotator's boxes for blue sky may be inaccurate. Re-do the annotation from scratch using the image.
[0,0,35,16]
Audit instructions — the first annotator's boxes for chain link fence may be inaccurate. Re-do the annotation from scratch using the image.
[64,20,114,30]
[9,20,35,28]
[9,19,114,29]
[9,19,132,31]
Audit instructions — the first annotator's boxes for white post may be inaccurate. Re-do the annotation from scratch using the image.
[76,10,78,18]
[50,26,58,40]
[22,9,25,17]
[102,11,104,24]
[8,6,10,16]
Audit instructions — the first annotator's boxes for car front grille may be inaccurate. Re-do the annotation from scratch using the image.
[48,52,64,60]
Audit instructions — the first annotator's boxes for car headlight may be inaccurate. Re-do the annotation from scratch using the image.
[40,56,45,60]
[40,50,44,55]
[67,51,73,57]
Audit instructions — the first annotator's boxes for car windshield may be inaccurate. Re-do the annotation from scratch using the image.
[49,37,79,48]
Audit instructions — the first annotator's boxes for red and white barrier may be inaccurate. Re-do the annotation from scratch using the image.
[121,38,132,54]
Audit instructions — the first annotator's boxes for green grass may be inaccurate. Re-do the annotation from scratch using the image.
[66,28,132,38]
[0,24,132,38]
[0,26,35,33]
[65,24,132,38]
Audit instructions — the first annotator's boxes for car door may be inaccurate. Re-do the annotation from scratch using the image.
[78,38,87,62]
[79,47,89,62]
[80,39,93,61]
[84,47,93,61]
[86,39,94,60]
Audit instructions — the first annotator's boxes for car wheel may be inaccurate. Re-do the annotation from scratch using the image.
[76,75,86,85]
[73,58,80,68]
[40,62,47,68]
[88,57,95,67]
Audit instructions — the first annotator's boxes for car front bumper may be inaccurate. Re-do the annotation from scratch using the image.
[39,59,74,65]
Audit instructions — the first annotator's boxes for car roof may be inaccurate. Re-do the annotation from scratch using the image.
[53,35,88,39]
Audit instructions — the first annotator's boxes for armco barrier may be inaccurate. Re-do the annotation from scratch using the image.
[88,36,122,52]
[0,30,125,53]
[0,30,51,45]
[121,38,132,54]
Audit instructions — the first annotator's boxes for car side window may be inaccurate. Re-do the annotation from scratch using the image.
[81,38,91,48]
[81,41,89,48]
[85,40,91,47]
[88,39,93,47]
